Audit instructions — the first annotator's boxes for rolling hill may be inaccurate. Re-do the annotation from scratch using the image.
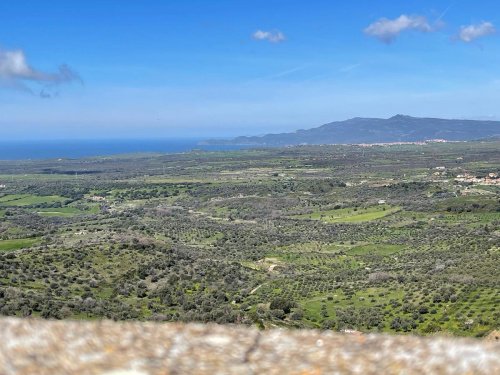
[204,115,500,146]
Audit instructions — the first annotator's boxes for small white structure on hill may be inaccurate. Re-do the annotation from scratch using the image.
[89,196,106,202]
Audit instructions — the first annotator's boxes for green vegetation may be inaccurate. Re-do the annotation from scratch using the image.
[0,238,39,251]
[36,207,88,217]
[0,194,67,207]
[293,205,400,223]
[346,243,404,256]
[0,140,498,336]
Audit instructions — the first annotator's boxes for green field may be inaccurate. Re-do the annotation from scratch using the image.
[346,243,404,256]
[0,194,67,207]
[0,238,39,251]
[36,206,97,217]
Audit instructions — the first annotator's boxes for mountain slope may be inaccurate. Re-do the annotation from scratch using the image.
[205,115,500,146]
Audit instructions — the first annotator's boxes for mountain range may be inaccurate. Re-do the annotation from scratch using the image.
[204,115,500,146]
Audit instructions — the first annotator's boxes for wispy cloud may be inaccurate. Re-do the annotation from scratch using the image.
[458,21,495,43]
[364,15,433,43]
[0,46,82,97]
[435,3,454,23]
[339,63,362,73]
[244,65,307,85]
[252,30,286,43]
[265,66,306,79]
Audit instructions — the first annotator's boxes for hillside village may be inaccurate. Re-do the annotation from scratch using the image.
[455,172,499,185]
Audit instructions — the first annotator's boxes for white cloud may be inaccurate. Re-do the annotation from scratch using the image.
[252,30,285,43]
[0,47,81,97]
[458,22,495,43]
[364,15,432,43]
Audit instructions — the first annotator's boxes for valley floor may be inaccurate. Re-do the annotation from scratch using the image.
[0,141,498,336]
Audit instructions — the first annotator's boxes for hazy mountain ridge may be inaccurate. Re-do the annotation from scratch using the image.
[204,115,500,146]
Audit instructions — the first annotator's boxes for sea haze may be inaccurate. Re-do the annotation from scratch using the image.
[0,139,247,160]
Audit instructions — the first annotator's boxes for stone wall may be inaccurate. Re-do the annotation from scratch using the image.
[0,317,498,375]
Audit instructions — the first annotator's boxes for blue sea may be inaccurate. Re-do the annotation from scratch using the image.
[0,139,247,160]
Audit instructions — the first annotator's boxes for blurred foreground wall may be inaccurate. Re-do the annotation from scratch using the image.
[0,317,498,375]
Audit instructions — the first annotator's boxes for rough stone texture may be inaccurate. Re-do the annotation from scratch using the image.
[485,330,500,342]
[0,317,498,375]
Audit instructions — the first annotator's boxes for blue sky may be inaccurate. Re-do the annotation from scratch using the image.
[1,0,499,139]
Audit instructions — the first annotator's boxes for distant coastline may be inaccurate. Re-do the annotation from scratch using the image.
[0,139,247,161]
